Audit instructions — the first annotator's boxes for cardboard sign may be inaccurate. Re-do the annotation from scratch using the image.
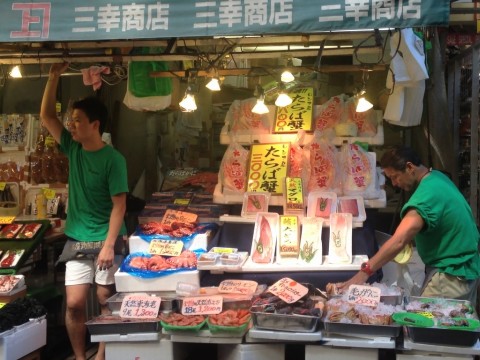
[161,209,198,226]
[42,188,57,200]
[247,143,289,195]
[181,295,223,315]
[149,239,183,256]
[120,294,161,319]
[218,280,258,295]
[284,177,304,212]
[274,87,314,133]
[0,217,15,225]
[278,215,300,258]
[347,284,381,307]
[0,183,5,191]
[268,278,308,304]
[210,247,237,254]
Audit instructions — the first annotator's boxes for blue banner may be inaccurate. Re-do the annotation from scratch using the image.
[0,0,450,42]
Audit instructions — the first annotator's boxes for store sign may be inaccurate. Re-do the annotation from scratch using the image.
[120,294,161,319]
[0,1,450,42]
[181,295,223,315]
[268,277,308,304]
[284,177,304,212]
[218,279,258,295]
[148,239,183,256]
[247,143,289,195]
[274,88,314,133]
[347,284,381,307]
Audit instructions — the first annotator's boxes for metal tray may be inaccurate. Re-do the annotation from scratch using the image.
[403,296,480,347]
[323,320,402,337]
[86,315,160,335]
[251,305,321,333]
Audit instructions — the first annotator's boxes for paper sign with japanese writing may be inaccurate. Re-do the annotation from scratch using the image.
[218,280,258,295]
[278,215,300,259]
[120,294,161,319]
[268,278,308,304]
[347,284,381,307]
[42,188,57,200]
[274,88,313,133]
[247,143,289,195]
[148,239,183,256]
[181,295,223,315]
[284,177,304,213]
[161,209,198,226]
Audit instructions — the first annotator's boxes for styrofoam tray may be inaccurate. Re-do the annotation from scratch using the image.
[0,316,47,360]
[114,269,200,292]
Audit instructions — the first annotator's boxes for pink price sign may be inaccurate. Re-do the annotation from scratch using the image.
[268,278,308,304]
[120,294,161,319]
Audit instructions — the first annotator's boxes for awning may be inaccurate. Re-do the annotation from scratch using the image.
[2,0,450,43]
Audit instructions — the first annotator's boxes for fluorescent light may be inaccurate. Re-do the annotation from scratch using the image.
[9,65,22,78]
[206,77,221,91]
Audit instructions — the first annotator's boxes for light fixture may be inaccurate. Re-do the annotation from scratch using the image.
[252,84,269,114]
[355,68,373,112]
[275,83,292,107]
[179,87,197,112]
[206,77,221,91]
[280,69,295,83]
[9,65,22,78]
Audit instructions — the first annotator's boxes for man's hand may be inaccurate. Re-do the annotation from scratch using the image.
[49,62,69,77]
[97,246,114,271]
[337,271,370,293]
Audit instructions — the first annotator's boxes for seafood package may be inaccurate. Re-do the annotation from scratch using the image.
[0,223,23,239]
[306,191,337,219]
[160,313,207,332]
[324,295,403,337]
[340,142,373,196]
[327,213,352,264]
[326,282,403,306]
[0,275,24,293]
[250,285,324,332]
[16,223,42,239]
[225,98,272,135]
[241,192,270,218]
[314,95,344,132]
[337,196,366,223]
[0,249,24,268]
[397,296,480,347]
[86,314,160,335]
[219,139,249,193]
[250,212,279,264]
[207,309,251,334]
[344,98,378,137]
[298,217,323,265]
[122,250,198,276]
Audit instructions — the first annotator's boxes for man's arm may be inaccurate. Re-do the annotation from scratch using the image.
[96,193,127,269]
[40,63,69,144]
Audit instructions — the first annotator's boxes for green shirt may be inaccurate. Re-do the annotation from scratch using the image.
[60,128,128,241]
[401,170,480,280]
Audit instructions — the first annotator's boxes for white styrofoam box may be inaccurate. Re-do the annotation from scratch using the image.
[0,317,47,360]
[218,344,285,360]
[397,353,474,360]
[114,269,200,292]
[305,345,378,360]
[129,233,208,254]
[105,338,188,360]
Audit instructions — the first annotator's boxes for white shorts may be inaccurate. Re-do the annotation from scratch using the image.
[65,255,124,286]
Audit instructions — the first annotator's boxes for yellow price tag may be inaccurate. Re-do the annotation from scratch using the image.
[0,217,15,224]
[42,188,56,200]
[0,183,5,191]
[44,135,56,148]
[0,303,5,309]
[174,199,190,205]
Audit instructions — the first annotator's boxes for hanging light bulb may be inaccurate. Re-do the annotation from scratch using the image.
[9,65,22,78]
[280,69,294,83]
[252,95,269,114]
[206,77,221,91]
[179,87,197,112]
[355,68,373,112]
[275,82,292,107]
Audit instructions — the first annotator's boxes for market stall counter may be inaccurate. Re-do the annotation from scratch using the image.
[200,213,382,288]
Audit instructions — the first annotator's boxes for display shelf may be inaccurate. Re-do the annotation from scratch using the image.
[162,328,246,344]
[214,183,386,209]
[219,124,384,146]
[91,332,160,343]
[203,254,367,273]
[218,214,365,228]
[402,334,480,356]
[247,327,323,342]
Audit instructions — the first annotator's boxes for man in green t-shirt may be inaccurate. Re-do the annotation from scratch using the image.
[340,145,480,303]
[40,63,128,360]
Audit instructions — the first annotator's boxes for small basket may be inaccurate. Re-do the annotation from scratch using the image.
[161,318,206,332]
[206,317,250,334]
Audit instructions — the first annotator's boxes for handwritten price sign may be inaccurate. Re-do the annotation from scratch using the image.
[218,280,258,295]
[149,239,183,256]
[120,294,161,319]
[181,295,223,315]
[347,284,381,307]
[268,278,308,304]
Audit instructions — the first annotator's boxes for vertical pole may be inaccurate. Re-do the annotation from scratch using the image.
[144,113,158,201]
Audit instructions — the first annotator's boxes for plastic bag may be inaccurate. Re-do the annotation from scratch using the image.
[219,137,249,193]
[226,98,271,135]
[340,142,372,196]
[344,98,378,137]
[120,252,201,278]
[288,130,305,178]
[314,95,344,132]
